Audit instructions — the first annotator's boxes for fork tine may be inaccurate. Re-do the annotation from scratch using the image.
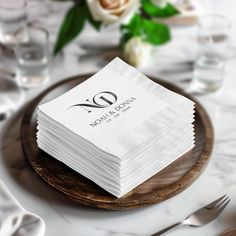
[214,198,231,215]
[205,195,227,209]
[214,196,230,210]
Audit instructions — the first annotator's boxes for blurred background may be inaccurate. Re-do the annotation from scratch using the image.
[0,0,236,122]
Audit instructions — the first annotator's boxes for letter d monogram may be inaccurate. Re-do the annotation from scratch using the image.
[68,91,118,113]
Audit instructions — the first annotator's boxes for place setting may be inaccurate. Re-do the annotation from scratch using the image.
[0,0,236,236]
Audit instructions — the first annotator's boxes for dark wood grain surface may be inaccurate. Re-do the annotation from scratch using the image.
[20,74,214,210]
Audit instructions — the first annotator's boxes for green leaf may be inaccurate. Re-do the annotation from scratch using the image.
[142,0,180,18]
[164,3,181,16]
[83,1,101,30]
[120,13,171,46]
[86,6,102,30]
[53,4,86,55]
[119,31,133,48]
[142,19,170,44]
[120,13,142,46]
[121,14,142,35]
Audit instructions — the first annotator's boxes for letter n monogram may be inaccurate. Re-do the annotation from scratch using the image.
[68,91,117,113]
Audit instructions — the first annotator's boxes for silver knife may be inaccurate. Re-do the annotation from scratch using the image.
[220,228,236,236]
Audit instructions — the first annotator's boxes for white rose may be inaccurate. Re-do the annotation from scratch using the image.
[86,0,139,24]
[123,37,153,67]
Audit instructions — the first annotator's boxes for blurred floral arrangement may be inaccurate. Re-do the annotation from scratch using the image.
[53,0,180,66]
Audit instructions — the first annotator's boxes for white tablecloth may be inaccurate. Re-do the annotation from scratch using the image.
[1,0,236,235]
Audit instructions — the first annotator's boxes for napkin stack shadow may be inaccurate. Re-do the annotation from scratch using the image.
[37,58,195,198]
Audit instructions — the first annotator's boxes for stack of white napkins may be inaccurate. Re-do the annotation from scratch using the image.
[37,57,195,198]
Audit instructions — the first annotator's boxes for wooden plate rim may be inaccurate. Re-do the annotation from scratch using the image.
[20,74,214,210]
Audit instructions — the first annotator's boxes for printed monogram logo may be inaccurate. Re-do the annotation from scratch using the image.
[68,91,118,113]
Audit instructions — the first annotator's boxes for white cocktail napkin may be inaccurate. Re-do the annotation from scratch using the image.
[37,57,195,197]
[0,179,45,236]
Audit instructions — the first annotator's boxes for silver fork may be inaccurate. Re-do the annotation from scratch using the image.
[152,195,230,236]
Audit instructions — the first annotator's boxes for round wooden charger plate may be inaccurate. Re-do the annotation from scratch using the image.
[21,74,213,211]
